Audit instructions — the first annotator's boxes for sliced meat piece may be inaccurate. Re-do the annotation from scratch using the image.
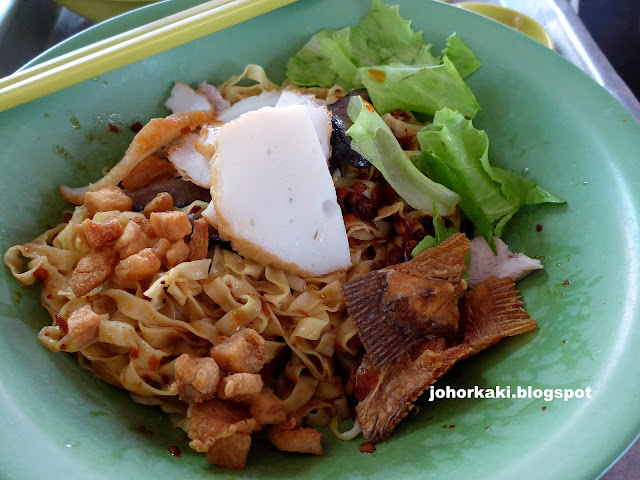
[468,236,543,287]
[198,82,231,116]
[355,276,537,444]
[342,233,469,367]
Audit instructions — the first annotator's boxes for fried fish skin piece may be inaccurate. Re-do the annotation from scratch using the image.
[355,276,537,443]
[342,233,470,367]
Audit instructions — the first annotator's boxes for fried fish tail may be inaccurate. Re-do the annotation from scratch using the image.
[462,276,537,351]
[342,233,470,367]
[355,275,536,444]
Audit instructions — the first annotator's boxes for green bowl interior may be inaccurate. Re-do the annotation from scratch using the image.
[3,1,640,479]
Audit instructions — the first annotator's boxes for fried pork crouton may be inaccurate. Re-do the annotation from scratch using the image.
[187,398,260,452]
[188,218,209,261]
[142,192,174,218]
[71,248,116,297]
[120,154,176,191]
[175,354,220,403]
[166,239,191,269]
[58,304,101,352]
[130,217,156,238]
[267,424,323,455]
[218,373,263,400]
[115,248,161,281]
[75,216,123,250]
[114,220,149,259]
[150,211,192,241]
[84,186,132,217]
[205,433,252,470]
[210,329,266,374]
[151,237,171,258]
[247,388,287,425]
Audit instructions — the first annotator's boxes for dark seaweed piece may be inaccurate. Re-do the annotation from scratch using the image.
[327,90,371,170]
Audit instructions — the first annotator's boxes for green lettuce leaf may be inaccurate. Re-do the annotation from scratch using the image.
[443,33,481,78]
[286,0,481,115]
[414,108,564,247]
[356,0,425,64]
[359,58,480,117]
[286,0,431,88]
[411,203,458,256]
[346,96,460,216]
[285,29,339,87]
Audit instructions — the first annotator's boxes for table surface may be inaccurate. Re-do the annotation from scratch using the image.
[0,0,638,478]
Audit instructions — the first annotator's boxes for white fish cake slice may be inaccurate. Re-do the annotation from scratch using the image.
[167,133,211,188]
[165,81,214,114]
[218,91,282,123]
[276,91,332,159]
[211,104,351,276]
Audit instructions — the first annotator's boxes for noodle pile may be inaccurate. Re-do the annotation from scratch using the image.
[4,65,443,466]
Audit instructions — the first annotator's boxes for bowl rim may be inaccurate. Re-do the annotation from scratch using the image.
[4,1,640,479]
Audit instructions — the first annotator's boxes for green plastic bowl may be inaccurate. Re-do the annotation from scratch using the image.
[2,0,640,479]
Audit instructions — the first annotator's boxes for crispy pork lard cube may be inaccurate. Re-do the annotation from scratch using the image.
[267,424,323,455]
[58,304,101,352]
[187,398,259,452]
[84,186,132,217]
[210,329,266,374]
[218,373,263,400]
[70,249,116,297]
[175,354,220,403]
[246,388,287,425]
[205,433,252,470]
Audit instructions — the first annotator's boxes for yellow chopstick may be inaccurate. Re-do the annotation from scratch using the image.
[0,0,297,112]
[0,0,238,89]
